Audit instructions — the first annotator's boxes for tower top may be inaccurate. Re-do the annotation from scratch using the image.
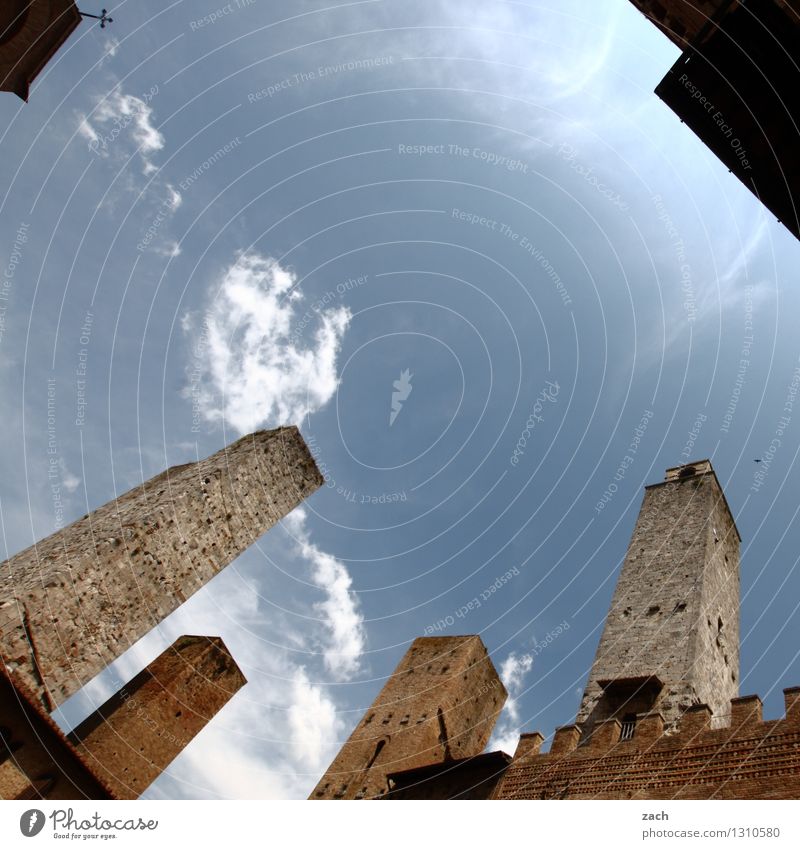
[650,459,740,541]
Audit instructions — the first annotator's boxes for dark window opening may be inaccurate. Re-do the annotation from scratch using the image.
[619,713,637,741]
[646,605,660,616]
[365,739,386,771]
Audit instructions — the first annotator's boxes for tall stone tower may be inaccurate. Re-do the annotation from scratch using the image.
[577,460,740,736]
[0,426,322,711]
[310,636,507,799]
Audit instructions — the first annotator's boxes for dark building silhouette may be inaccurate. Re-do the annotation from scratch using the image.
[630,1,800,240]
[1,1,81,101]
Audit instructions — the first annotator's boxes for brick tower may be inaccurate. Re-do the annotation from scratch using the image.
[0,426,322,710]
[577,460,740,736]
[310,636,507,799]
[68,635,245,799]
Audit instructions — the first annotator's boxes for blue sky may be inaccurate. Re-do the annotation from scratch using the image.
[2,0,800,799]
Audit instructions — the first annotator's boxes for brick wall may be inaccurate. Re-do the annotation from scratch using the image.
[310,636,507,799]
[497,688,800,799]
[68,635,245,799]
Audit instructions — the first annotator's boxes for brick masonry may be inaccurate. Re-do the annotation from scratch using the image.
[496,689,800,799]
[310,636,507,799]
[68,635,245,799]
[577,461,740,735]
[0,426,322,710]
[0,665,113,800]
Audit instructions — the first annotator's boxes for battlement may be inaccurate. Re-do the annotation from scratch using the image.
[496,688,800,799]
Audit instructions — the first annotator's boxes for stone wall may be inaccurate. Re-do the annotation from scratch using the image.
[0,426,322,709]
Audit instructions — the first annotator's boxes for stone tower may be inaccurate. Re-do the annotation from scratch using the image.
[0,426,322,710]
[310,636,507,799]
[68,635,245,799]
[577,460,740,736]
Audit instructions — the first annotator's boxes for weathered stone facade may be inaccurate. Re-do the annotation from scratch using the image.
[0,426,322,710]
[310,636,507,799]
[68,635,245,799]
[577,461,740,735]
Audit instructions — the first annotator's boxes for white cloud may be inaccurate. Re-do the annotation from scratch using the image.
[286,507,365,681]
[59,458,81,493]
[187,252,351,434]
[288,667,344,769]
[78,89,164,174]
[488,650,534,755]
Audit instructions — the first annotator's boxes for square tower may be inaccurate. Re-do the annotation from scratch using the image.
[310,636,507,799]
[577,461,740,735]
[68,635,245,799]
[0,426,322,709]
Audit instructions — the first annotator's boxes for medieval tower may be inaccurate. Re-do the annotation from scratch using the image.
[576,460,740,736]
[0,425,322,712]
[1,425,323,800]
[310,636,506,799]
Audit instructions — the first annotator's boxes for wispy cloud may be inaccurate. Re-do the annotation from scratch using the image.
[286,508,365,681]
[78,88,164,174]
[186,252,351,434]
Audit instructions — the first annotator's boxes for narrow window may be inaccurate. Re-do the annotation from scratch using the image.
[365,739,386,771]
[619,713,637,741]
